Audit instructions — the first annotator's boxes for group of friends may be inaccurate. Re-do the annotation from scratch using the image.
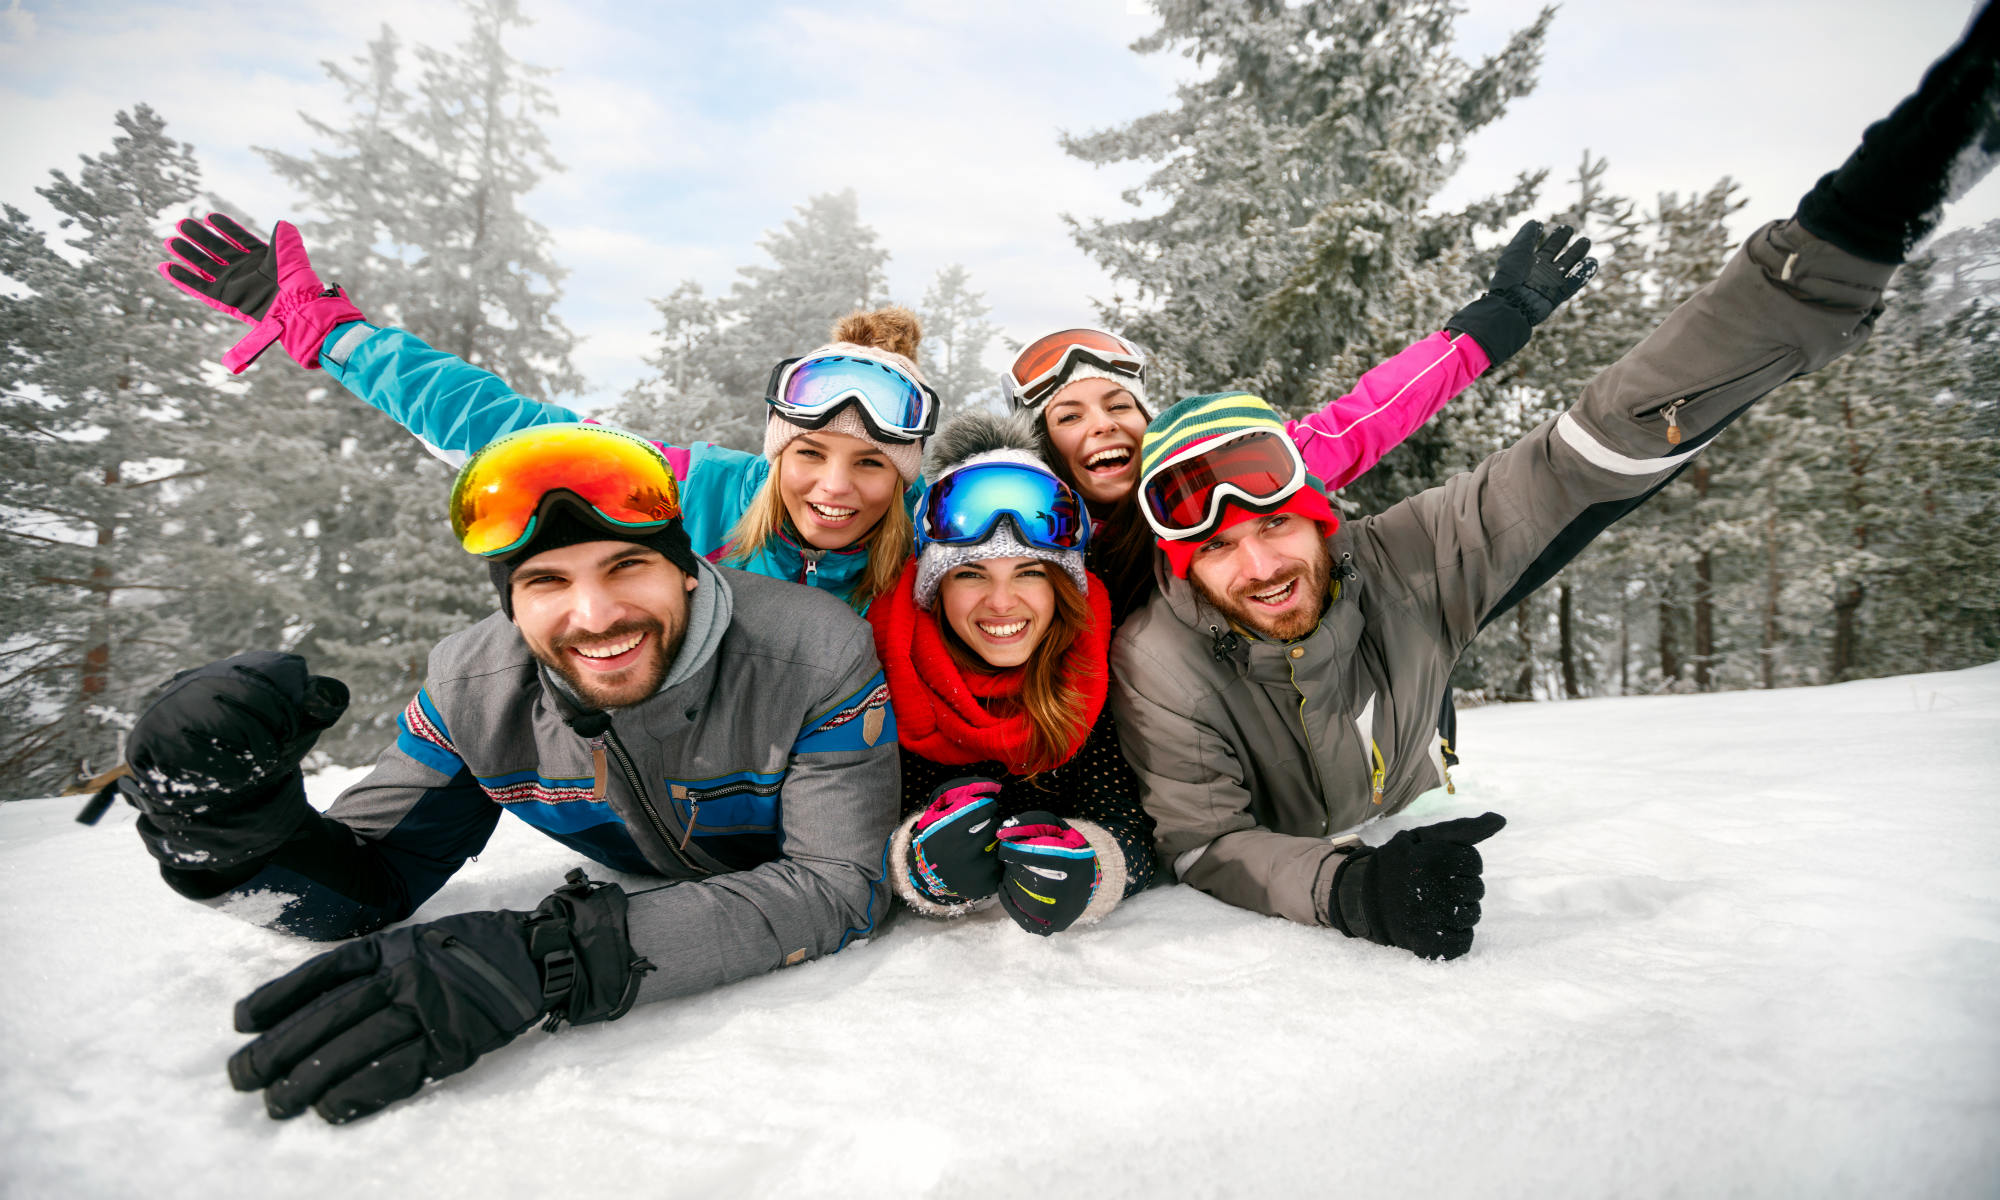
[102,10,1999,1125]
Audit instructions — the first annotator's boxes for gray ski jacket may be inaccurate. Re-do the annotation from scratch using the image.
[258,561,899,1005]
[1109,219,1895,926]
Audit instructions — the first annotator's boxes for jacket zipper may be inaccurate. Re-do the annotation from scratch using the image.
[1661,398,1689,446]
[802,548,822,583]
[1369,740,1387,805]
[592,728,702,874]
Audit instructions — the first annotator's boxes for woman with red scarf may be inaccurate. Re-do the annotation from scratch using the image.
[868,414,1156,935]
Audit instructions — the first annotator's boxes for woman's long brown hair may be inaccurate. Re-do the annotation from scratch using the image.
[1031,418,1157,625]
[936,566,1094,777]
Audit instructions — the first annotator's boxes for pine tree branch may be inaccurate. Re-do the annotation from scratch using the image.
[0,528,85,548]
[0,660,82,691]
[122,468,208,490]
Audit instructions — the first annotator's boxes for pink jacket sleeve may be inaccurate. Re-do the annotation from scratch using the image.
[1285,330,1489,490]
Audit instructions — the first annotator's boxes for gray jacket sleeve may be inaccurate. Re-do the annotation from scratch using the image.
[624,623,899,1004]
[1107,664,1342,926]
[1360,218,1893,652]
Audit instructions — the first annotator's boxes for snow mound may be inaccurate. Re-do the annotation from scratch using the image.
[4,665,1997,1198]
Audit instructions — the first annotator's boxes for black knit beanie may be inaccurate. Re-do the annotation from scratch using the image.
[487,501,701,619]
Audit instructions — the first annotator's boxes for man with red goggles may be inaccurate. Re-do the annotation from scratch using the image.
[1111,8,1995,963]
[105,422,900,1124]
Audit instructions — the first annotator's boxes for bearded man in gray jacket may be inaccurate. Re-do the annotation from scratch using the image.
[107,423,899,1123]
[1110,7,2000,961]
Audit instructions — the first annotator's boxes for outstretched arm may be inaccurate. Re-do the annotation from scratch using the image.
[1289,221,1597,491]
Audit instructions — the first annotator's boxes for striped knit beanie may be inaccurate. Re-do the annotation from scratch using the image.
[1139,392,1338,578]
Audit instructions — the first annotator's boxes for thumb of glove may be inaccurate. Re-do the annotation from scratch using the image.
[1489,220,1544,290]
[269,221,325,293]
[1409,811,1507,846]
[300,676,350,732]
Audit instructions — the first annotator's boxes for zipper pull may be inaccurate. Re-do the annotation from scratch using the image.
[680,798,698,850]
[589,738,609,802]
[1372,767,1385,805]
[1663,398,1687,446]
[802,550,820,582]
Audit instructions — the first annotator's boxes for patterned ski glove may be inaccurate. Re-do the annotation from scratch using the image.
[1327,812,1505,961]
[1445,221,1597,367]
[908,778,1004,905]
[118,651,349,871]
[159,214,364,372]
[229,869,653,1124]
[995,811,1100,936]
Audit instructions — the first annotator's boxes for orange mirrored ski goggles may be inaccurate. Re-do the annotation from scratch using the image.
[1004,327,1146,409]
[449,423,681,558]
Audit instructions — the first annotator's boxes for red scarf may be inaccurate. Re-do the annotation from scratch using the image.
[868,556,1111,773]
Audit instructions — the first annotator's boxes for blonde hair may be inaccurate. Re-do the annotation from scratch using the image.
[726,304,926,611]
[723,463,912,613]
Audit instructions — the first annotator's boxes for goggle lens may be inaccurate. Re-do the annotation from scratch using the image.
[1142,430,1303,536]
[450,424,681,558]
[1008,329,1144,405]
[771,355,936,439]
[918,463,1088,553]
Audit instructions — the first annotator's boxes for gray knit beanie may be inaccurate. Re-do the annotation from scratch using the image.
[912,411,1090,611]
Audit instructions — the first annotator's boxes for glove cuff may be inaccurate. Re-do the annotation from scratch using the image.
[1326,846,1379,942]
[1443,294,1533,368]
[889,810,991,917]
[529,869,655,1028]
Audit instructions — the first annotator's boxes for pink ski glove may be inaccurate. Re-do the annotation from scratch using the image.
[158,215,364,373]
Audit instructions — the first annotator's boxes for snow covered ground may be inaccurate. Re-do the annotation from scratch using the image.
[4,664,1997,1199]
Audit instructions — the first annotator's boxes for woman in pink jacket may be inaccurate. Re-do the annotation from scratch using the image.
[1004,220,1595,621]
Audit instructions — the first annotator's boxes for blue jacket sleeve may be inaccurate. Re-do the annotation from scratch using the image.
[319,322,580,467]
[158,694,505,941]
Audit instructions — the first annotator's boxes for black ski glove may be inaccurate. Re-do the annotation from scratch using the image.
[229,869,654,1124]
[995,811,1100,936]
[1327,812,1505,961]
[1798,1,2000,264]
[907,778,1004,904]
[120,651,349,871]
[161,213,282,324]
[1445,222,1598,367]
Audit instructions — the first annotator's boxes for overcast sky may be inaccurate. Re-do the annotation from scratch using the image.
[3,0,1994,407]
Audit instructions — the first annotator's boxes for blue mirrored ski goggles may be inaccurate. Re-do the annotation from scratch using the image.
[765,353,939,443]
[916,462,1090,554]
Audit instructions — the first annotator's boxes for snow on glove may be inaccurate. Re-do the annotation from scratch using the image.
[908,777,1004,904]
[1444,221,1597,367]
[1327,811,1505,961]
[1796,0,2000,263]
[995,811,1099,937]
[120,651,349,871]
[229,869,653,1125]
[157,214,364,373]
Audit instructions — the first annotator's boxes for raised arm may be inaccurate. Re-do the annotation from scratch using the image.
[1289,221,1596,490]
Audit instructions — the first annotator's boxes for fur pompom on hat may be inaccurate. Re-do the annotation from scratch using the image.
[912,410,1091,610]
[763,306,931,482]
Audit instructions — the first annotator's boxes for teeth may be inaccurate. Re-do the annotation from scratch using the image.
[809,502,857,519]
[978,620,1028,638]
[1251,581,1296,605]
[575,633,643,659]
[1086,448,1131,468]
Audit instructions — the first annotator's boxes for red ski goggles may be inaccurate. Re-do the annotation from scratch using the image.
[1138,428,1310,542]
[765,353,939,443]
[1004,328,1147,409]
[449,424,681,558]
